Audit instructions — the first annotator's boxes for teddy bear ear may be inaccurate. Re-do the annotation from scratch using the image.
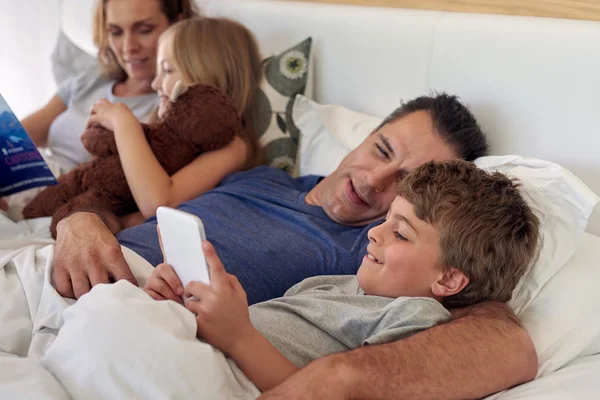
[169,80,189,103]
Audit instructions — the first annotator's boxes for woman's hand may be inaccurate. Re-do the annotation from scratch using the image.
[87,99,137,132]
[185,241,253,355]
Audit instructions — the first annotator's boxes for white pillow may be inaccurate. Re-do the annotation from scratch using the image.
[519,232,600,378]
[474,156,599,377]
[474,156,599,315]
[293,95,381,176]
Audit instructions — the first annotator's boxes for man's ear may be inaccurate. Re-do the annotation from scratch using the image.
[431,267,469,298]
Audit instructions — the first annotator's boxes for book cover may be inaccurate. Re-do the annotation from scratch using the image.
[0,94,58,196]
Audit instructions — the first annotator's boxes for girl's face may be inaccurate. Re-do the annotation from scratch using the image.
[105,0,170,83]
[151,36,188,118]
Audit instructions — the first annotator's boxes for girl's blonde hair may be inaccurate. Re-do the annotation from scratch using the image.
[162,17,264,168]
[93,0,201,82]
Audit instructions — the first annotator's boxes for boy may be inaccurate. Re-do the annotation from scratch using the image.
[144,159,540,393]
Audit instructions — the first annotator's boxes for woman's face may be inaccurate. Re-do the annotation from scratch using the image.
[151,36,189,118]
[105,0,170,83]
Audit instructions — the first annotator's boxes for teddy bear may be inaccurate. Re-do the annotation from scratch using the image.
[22,82,243,238]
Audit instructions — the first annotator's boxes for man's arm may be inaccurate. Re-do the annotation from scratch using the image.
[54,212,136,299]
[260,301,537,399]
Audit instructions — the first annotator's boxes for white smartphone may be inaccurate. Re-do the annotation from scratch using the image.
[156,206,210,288]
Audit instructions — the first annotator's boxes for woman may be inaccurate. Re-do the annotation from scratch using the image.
[22,0,200,173]
[2,0,200,219]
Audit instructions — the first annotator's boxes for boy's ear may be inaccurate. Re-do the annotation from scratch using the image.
[431,267,469,298]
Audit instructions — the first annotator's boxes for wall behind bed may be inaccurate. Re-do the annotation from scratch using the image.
[0,0,61,118]
[199,0,600,234]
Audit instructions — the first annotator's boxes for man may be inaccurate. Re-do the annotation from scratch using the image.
[53,93,536,398]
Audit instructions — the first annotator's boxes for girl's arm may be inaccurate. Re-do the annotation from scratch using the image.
[185,242,299,392]
[21,94,67,147]
[88,100,248,218]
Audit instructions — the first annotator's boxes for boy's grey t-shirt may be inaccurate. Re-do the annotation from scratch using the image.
[47,68,158,171]
[249,275,451,368]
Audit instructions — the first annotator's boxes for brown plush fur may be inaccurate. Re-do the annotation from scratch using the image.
[22,83,242,237]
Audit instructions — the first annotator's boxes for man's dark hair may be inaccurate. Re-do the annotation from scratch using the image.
[377,93,489,161]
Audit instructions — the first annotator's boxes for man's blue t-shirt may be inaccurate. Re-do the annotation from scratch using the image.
[117,167,372,304]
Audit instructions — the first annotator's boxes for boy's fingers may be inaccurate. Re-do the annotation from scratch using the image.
[145,288,166,301]
[184,281,211,299]
[159,264,184,296]
[201,241,227,288]
[153,278,182,304]
[185,299,201,315]
[228,274,245,296]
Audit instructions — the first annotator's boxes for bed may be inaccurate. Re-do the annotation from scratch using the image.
[2,0,600,398]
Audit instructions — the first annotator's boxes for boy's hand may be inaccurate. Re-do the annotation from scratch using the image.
[185,241,252,354]
[144,263,184,305]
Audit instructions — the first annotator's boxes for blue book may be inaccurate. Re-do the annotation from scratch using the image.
[0,93,58,196]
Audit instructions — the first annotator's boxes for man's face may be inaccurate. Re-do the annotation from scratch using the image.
[310,111,458,226]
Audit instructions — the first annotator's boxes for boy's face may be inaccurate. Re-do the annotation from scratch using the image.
[357,196,444,298]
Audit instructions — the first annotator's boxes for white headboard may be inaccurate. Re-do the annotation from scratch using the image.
[62,0,600,233]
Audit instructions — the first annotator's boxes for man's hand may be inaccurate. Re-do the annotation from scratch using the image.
[184,241,252,355]
[53,212,136,299]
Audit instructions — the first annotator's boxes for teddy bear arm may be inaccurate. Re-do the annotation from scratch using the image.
[81,126,118,157]
[22,167,88,219]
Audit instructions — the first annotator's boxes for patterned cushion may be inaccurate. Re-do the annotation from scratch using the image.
[253,37,313,173]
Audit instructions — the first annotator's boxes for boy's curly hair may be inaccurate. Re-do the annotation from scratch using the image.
[398,160,540,308]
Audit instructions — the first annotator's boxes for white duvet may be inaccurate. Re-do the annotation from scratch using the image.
[0,215,259,400]
[0,215,598,400]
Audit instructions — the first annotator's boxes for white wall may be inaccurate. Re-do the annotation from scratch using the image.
[0,0,61,118]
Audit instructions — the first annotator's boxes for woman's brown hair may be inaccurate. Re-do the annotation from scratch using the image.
[93,0,200,82]
[162,17,264,168]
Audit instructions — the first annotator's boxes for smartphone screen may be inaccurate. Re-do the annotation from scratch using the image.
[156,207,210,287]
